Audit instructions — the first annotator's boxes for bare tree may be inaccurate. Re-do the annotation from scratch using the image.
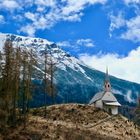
[0,51,3,91]
[20,48,37,128]
[43,44,64,105]
[43,44,60,116]
[44,47,48,117]
[0,40,38,129]
[11,46,21,126]
[1,40,15,126]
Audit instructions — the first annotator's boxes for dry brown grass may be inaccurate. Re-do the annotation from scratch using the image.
[1,104,140,140]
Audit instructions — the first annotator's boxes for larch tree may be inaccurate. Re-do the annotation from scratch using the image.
[11,47,21,126]
[44,44,64,105]
[1,40,15,125]
[21,50,29,128]
[43,45,57,116]
[44,47,48,117]
[20,48,36,128]
[0,40,38,129]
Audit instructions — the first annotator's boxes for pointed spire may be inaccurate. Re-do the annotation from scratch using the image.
[106,66,108,74]
[104,66,111,92]
[105,66,109,82]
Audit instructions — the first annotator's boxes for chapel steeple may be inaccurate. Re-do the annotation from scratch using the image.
[104,67,111,92]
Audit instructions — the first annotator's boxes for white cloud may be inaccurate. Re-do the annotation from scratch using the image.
[124,0,140,5]
[63,13,83,22]
[57,41,71,47]
[57,38,95,48]
[0,0,107,36]
[109,11,140,42]
[109,12,126,37]
[0,0,20,10]
[13,15,23,22]
[24,12,37,22]
[76,39,95,47]
[35,0,56,7]
[121,16,140,42]
[20,24,36,37]
[61,0,106,21]
[0,15,5,23]
[20,13,49,36]
[18,0,107,36]
[109,1,140,42]
[34,16,48,30]
[79,47,140,84]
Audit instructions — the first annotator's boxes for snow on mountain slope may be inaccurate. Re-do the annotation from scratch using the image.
[0,33,91,81]
[0,33,7,49]
[0,33,140,108]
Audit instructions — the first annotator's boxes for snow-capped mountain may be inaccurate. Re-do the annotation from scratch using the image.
[0,33,140,108]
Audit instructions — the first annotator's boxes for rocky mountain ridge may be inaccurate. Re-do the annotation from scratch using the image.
[0,33,140,108]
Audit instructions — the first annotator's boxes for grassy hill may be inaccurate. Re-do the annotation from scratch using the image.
[1,104,140,140]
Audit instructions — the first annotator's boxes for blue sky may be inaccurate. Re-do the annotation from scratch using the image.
[0,0,140,83]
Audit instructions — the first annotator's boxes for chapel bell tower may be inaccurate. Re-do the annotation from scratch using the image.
[104,67,111,92]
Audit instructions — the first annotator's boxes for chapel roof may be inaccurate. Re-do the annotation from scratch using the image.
[89,91,121,106]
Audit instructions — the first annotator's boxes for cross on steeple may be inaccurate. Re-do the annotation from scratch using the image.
[104,67,111,92]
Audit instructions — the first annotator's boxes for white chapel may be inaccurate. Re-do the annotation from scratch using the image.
[89,68,121,115]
